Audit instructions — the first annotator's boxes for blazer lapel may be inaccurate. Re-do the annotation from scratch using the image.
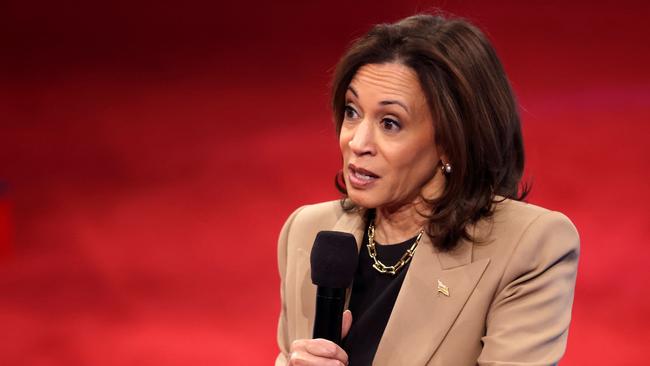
[373,237,490,365]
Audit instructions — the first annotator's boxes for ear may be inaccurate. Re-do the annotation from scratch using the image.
[437,146,452,175]
[437,146,449,166]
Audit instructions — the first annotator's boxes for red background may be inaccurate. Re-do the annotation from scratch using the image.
[1,0,649,364]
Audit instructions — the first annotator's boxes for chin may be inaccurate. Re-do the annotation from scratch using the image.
[347,191,381,209]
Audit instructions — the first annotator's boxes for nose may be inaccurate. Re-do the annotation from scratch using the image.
[348,119,376,156]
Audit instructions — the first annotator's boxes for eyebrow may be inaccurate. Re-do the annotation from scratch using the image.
[347,86,410,113]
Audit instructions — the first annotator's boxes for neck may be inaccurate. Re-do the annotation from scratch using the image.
[372,169,445,245]
[373,200,428,244]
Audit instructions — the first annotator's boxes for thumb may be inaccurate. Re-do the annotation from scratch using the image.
[341,310,353,339]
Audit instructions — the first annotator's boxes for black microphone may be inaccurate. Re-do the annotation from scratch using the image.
[310,231,358,345]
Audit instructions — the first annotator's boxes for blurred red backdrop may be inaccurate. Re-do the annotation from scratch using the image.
[1,0,649,364]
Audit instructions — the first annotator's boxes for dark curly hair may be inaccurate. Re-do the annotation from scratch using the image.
[332,13,529,252]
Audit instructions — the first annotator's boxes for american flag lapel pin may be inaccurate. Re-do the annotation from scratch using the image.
[437,279,450,297]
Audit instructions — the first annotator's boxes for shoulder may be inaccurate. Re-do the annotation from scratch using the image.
[493,198,577,232]
[280,200,346,236]
[277,200,350,255]
[473,199,580,301]
[290,200,346,228]
[486,198,579,249]
[474,198,580,278]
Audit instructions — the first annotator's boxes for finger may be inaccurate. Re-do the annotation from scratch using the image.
[289,349,346,366]
[290,339,308,353]
[341,310,353,339]
[305,339,348,364]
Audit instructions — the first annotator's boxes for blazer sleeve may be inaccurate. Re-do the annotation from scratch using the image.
[275,206,305,366]
[477,210,580,366]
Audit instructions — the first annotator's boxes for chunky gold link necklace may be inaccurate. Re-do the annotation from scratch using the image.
[366,220,424,275]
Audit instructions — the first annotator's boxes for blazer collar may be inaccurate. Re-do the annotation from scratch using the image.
[331,208,490,365]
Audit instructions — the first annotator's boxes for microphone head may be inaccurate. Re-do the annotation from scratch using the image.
[310,231,358,288]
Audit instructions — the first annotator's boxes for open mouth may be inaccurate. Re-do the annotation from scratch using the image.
[348,164,380,187]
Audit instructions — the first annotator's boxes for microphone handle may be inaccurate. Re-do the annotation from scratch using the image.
[313,286,346,345]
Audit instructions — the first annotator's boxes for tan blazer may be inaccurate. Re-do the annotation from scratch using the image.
[275,199,579,366]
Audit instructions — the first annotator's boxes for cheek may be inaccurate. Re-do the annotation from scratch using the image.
[339,131,351,159]
[411,150,439,182]
[390,143,438,180]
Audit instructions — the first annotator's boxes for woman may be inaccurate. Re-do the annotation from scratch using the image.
[276,14,579,366]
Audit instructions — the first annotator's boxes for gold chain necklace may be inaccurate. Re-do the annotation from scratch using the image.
[366,221,424,275]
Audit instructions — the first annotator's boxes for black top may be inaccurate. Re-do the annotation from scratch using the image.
[342,226,418,366]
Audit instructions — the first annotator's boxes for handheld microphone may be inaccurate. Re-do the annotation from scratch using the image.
[310,231,358,345]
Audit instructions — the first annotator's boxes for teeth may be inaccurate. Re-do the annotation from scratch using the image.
[354,171,375,180]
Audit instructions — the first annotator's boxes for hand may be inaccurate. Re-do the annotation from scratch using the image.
[288,310,353,365]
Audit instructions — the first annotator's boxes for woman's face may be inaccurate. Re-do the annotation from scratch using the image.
[339,62,444,210]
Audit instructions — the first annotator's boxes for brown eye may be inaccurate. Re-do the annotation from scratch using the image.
[344,105,359,119]
[381,118,401,132]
